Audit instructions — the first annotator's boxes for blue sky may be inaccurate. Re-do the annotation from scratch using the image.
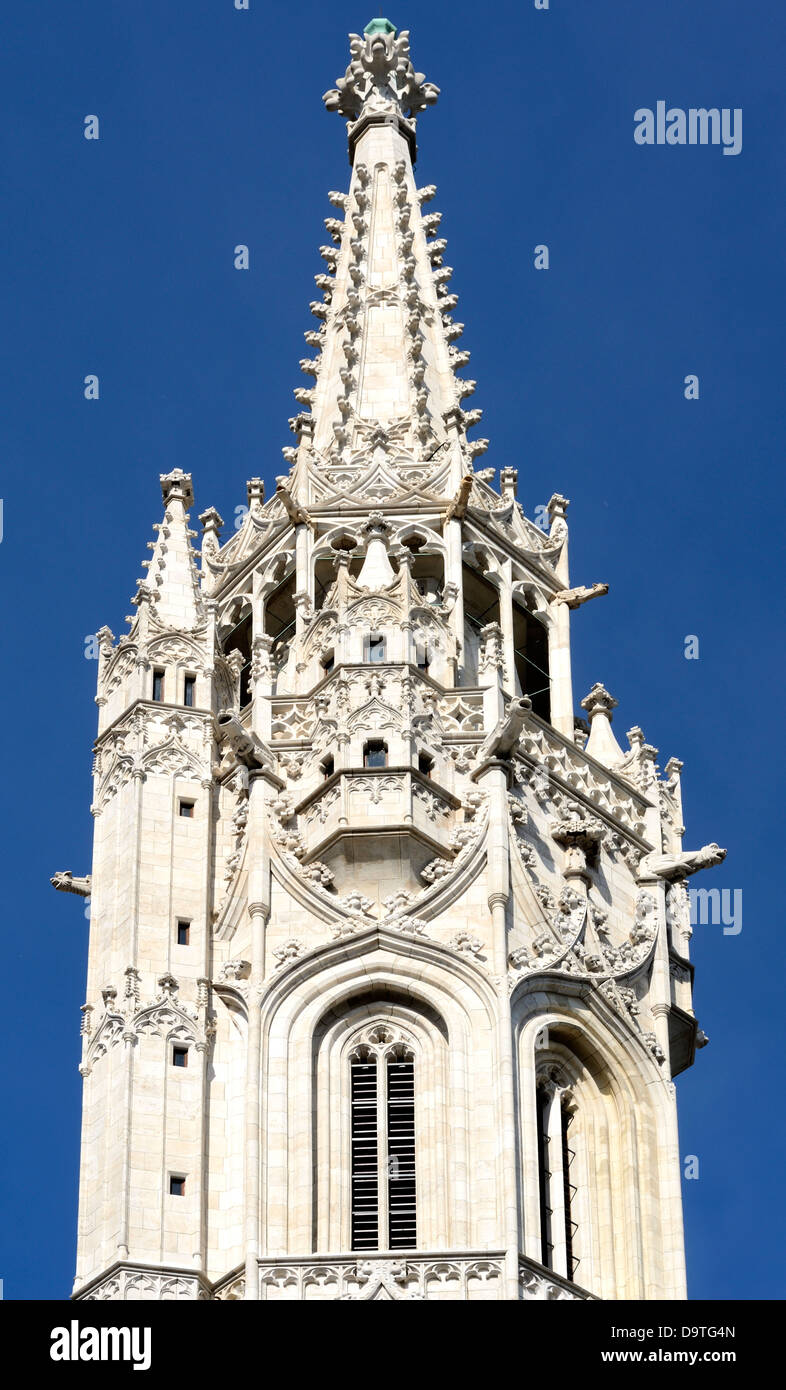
[0,0,782,1300]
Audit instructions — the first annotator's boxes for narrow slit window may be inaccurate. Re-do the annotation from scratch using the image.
[321,650,335,676]
[183,674,196,707]
[417,752,433,778]
[152,668,165,702]
[416,644,430,674]
[176,920,190,946]
[172,1046,189,1068]
[321,755,335,780]
[366,634,386,664]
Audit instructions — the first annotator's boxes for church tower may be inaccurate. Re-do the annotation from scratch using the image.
[56,19,725,1302]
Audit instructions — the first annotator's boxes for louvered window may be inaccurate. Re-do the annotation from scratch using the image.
[350,1060,379,1250]
[536,1074,579,1283]
[387,1058,416,1249]
[350,1033,417,1252]
[561,1100,577,1283]
[536,1083,553,1268]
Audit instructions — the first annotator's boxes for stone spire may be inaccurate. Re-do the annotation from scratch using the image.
[135,468,203,631]
[284,19,487,505]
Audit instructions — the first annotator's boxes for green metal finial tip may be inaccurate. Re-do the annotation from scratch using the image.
[364,17,397,37]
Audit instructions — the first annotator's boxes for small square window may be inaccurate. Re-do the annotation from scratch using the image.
[183,675,196,707]
[364,740,387,769]
[152,668,165,702]
[172,1046,189,1068]
[179,800,195,818]
[169,1175,186,1197]
[176,920,190,946]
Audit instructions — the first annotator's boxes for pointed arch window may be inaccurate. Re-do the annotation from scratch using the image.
[536,1069,578,1283]
[350,1028,417,1252]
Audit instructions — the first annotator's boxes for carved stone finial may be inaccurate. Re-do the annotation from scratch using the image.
[500,467,517,502]
[581,684,623,769]
[246,477,265,511]
[323,26,440,124]
[357,513,396,590]
[199,507,224,556]
[160,469,194,508]
[581,683,618,720]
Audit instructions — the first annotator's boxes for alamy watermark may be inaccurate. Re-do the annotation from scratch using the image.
[51,1321,151,1371]
[690,887,741,936]
[634,103,742,156]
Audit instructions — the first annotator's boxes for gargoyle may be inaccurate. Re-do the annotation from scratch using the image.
[553,582,609,610]
[444,474,472,523]
[275,484,313,531]
[216,712,275,775]
[477,697,531,763]
[638,843,726,882]
[51,871,92,898]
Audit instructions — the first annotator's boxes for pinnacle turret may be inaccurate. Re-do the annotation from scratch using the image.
[134,468,203,631]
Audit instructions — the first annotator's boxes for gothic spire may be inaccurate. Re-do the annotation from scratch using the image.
[134,468,203,631]
[284,20,487,505]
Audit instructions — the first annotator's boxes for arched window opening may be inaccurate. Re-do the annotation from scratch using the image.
[314,536,358,611]
[462,563,500,684]
[222,612,252,708]
[513,603,550,721]
[536,1071,579,1283]
[406,545,444,607]
[264,573,296,672]
[350,1030,417,1253]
